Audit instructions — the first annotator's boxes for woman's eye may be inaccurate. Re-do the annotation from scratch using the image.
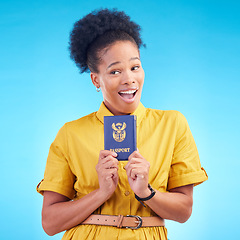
[110,70,120,75]
[132,65,140,71]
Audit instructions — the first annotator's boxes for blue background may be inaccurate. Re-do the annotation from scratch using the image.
[1,0,239,239]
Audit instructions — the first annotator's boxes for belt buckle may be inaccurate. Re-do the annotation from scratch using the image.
[126,215,142,229]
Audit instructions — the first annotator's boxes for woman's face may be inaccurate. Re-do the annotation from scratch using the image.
[91,41,145,115]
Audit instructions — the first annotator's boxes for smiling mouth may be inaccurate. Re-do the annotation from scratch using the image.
[118,89,138,99]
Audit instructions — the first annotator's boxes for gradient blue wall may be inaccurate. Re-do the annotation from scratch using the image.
[1,0,239,239]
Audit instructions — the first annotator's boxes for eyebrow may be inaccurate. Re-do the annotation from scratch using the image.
[107,57,140,69]
[107,61,121,69]
[130,57,140,61]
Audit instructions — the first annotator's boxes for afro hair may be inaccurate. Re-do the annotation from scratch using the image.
[69,8,145,73]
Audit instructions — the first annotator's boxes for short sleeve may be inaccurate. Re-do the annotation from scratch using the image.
[167,112,208,190]
[37,124,76,199]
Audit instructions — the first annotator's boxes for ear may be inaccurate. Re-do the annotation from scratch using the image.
[90,72,100,88]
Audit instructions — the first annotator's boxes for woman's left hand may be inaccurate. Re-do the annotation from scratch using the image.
[124,150,151,198]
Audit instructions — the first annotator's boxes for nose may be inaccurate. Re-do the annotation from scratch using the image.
[122,70,135,85]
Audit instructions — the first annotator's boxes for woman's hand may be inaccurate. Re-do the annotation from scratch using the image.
[124,150,193,223]
[42,150,119,236]
[124,150,151,198]
[96,150,119,199]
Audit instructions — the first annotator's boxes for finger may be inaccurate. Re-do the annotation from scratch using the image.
[131,168,147,181]
[99,154,119,165]
[124,159,137,172]
[99,150,118,159]
[128,157,144,165]
[96,159,119,172]
[103,160,119,170]
[128,150,143,160]
[125,158,145,172]
[125,163,141,177]
[130,168,142,180]
[125,163,132,178]
[125,161,149,178]
[104,168,118,180]
[130,168,137,179]
[112,171,119,181]
[124,156,139,170]
[136,173,145,179]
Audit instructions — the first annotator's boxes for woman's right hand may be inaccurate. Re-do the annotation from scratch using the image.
[42,150,119,236]
[96,150,119,199]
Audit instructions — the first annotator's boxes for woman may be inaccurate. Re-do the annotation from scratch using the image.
[37,9,208,240]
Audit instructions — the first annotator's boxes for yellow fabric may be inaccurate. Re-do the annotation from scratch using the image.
[37,102,208,240]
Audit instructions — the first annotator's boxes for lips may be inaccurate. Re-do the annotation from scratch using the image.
[118,89,137,100]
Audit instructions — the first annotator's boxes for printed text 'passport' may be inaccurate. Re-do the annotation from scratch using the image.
[104,115,137,160]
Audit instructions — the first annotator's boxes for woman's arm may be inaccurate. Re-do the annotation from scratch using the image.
[42,150,119,236]
[125,151,193,223]
[144,184,193,223]
[42,189,107,236]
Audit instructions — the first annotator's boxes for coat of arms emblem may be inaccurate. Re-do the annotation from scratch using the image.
[112,122,126,142]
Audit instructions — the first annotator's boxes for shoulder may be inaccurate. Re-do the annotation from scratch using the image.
[145,107,185,122]
[142,108,190,132]
[58,111,99,136]
[66,111,97,126]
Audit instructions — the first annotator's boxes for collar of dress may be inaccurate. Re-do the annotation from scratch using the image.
[96,102,146,127]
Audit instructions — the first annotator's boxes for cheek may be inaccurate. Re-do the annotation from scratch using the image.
[138,71,145,86]
[100,80,117,97]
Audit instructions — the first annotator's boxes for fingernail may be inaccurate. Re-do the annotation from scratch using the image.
[112,152,117,157]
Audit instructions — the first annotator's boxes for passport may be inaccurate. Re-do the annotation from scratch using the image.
[104,115,137,160]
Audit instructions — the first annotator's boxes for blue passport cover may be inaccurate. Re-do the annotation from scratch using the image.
[104,115,137,160]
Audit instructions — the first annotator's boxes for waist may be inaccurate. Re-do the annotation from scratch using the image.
[81,214,165,229]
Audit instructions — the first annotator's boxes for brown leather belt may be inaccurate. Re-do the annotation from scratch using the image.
[81,214,165,229]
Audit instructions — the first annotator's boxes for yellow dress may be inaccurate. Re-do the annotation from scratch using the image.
[37,102,208,240]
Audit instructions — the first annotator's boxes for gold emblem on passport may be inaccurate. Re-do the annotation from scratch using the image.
[112,122,126,142]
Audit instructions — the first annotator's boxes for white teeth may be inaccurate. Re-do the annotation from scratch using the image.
[119,90,137,94]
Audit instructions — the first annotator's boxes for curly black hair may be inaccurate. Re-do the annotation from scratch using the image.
[69,9,145,73]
